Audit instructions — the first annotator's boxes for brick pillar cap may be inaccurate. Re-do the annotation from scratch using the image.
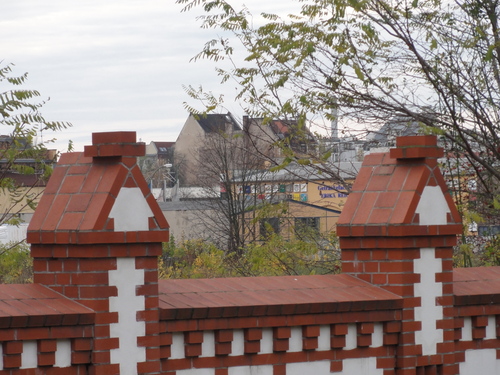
[84,131,145,158]
[389,135,443,159]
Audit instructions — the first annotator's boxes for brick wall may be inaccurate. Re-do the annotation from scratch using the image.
[12,132,499,375]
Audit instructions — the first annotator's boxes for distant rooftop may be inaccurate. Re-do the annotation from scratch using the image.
[196,113,241,133]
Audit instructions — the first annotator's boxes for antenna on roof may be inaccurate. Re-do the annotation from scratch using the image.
[331,99,338,140]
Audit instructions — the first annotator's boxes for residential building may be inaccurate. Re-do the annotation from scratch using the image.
[0,135,57,225]
[243,199,342,243]
[145,141,175,164]
[174,113,242,186]
[243,116,318,164]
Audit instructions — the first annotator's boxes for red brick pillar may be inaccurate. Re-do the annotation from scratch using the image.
[337,135,462,375]
[28,132,169,375]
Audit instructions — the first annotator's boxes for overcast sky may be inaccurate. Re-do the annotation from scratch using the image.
[2,0,297,152]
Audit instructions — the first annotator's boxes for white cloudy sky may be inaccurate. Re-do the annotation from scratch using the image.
[2,0,298,152]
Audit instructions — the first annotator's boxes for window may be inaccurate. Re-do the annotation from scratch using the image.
[294,217,320,236]
[260,218,280,239]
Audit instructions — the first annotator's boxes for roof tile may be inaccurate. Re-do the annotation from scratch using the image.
[337,135,461,234]
[0,285,94,328]
[159,274,401,319]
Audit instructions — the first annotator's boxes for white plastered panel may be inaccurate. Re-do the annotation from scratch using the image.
[109,257,146,375]
[109,187,153,231]
[415,186,450,225]
[55,339,71,368]
[414,247,443,356]
[21,341,37,369]
[460,349,500,374]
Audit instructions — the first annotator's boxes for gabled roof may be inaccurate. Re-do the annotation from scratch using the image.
[195,113,241,133]
[337,135,462,237]
[0,284,94,328]
[158,273,402,320]
[27,132,169,244]
[152,141,175,153]
[254,118,317,146]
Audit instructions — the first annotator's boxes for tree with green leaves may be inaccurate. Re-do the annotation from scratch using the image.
[178,0,500,202]
[177,0,500,265]
[0,62,71,278]
[0,242,33,284]
[159,231,341,279]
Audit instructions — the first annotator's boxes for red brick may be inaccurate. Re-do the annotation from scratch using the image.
[92,131,136,144]
[137,284,158,296]
[333,324,348,336]
[331,336,346,348]
[372,273,388,284]
[3,341,23,354]
[274,364,286,375]
[94,312,118,325]
[71,352,91,364]
[136,256,159,269]
[273,339,289,352]
[244,340,260,354]
[73,338,92,351]
[63,259,79,271]
[90,363,120,375]
[93,337,119,351]
[215,342,232,355]
[357,334,372,347]
[303,337,318,350]
[3,355,21,368]
[303,325,320,337]
[72,272,109,285]
[38,352,56,366]
[137,335,160,349]
[33,259,48,272]
[358,323,375,335]
[38,339,57,353]
[160,333,173,346]
[364,262,380,272]
[330,360,343,372]
[185,343,202,357]
[34,273,56,285]
[472,327,486,339]
[473,316,488,327]
[137,310,159,322]
[146,322,161,335]
[245,328,262,341]
[273,327,291,339]
[79,258,116,272]
[160,346,171,359]
[185,331,204,344]
[83,299,109,312]
[56,272,72,285]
